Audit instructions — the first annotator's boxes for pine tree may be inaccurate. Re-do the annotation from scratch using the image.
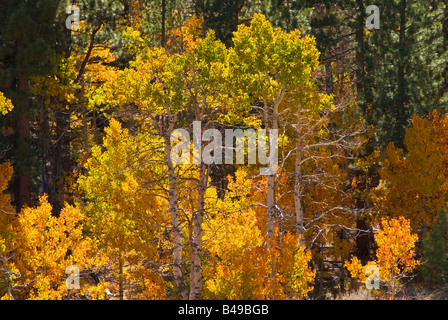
[260,0,312,34]
[364,0,448,149]
[195,0,241,46]
[0,0,62,211]
[422,209,448,289]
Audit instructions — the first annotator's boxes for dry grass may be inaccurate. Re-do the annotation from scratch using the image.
[335,284,448,300]
[335,287,377,300]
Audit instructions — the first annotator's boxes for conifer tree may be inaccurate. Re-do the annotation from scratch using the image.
[195,0,247,47]
[364,0,448,148]
[422,209,448,289]
[0,0,62,211]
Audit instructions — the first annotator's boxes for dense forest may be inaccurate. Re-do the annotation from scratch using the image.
[1,0,448,300]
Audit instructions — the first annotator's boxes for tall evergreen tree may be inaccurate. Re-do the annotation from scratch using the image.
[364,0,448,149]
[260,0,312,34]
[422,209,448,289]
[0,0,62,211]
[195,0,241,47]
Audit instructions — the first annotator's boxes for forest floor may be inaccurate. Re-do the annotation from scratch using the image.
[336,286,448,300]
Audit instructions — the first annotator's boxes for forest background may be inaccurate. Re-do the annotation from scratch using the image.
[1,0,448,300]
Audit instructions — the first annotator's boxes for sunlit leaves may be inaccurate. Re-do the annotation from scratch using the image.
[345,216,419,297]
[10,195,102,299]
[374,217,419,282]
[372,111,448,229]
[0,92,13,115]
[78,118,166,298]
[0,161,15,297]
[203,169,315,299]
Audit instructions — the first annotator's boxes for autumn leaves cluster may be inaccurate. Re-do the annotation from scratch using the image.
[0,12,447,300]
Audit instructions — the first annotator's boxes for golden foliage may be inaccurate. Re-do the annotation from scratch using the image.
[78,119,167,298]
[203,169,315,299]
[372,111,448,229]
[10,195,103,299]
[0,92,13,115]
[345,216,419,297]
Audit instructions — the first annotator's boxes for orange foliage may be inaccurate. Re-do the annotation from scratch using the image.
[346,216,419,297]
[203,169,315,299]
[372,111,448,229]
[10,195,104,300]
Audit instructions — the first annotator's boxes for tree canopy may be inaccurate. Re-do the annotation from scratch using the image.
[1,0,448,301]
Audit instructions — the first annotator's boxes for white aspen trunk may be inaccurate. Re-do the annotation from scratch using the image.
[164,133,189,300]
[294,120,305,247]
[266,130,276,241]
[189,162,207,300]
[266,89,285,241]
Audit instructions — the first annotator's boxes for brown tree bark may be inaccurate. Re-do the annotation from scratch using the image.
[13,76,31,212]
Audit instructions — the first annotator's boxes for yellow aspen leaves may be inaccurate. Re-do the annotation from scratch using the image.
[11,195,102,299]
[203,169,315,299]
[78,118,166,299]
[372,112,448,229]
[374,217,419,283]
[0,161,15,297]
[345,216,419,297]
[0,92,13,115]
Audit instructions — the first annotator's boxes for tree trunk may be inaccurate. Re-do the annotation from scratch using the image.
[82,105,90,154]
[118,258,124,300]
[164,133,188,300]
[14,76,31,212]
[52,107,71,214]
[189,162,207,300]
[324,58,333,95]
[266,90,284,241]
[294,108,305,247]
[355,217,370,264]
[266,174,276,241]
[161,0,166,47]
[441,1,448,99]
[395,0,407,147]
[266,134,276,242]
[39,102,50,197]
[355,0,366,113]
